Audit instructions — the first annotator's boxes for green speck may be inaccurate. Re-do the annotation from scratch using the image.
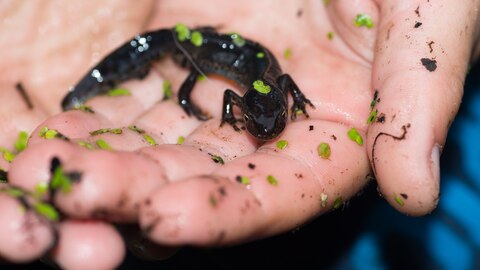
[320,193,328,208]
[370,90,379,110]
[106,88,131,97]
[90,128,109,136]
[210,154,224,165]
[239,176,251,185]
[367,110,377,124]
[230,32,246,47]
[45,130,58,139]
[252,80,271,94]
[190,31,203,47]
[50,165,72,193]
[347,128,363,146]
[96,139,112,150]
[75,104,94,113]
[39,126,49,137]
[128,125,145,134]
[163,80,172,100]
[267,175,278,186]
[323,0,331,5]
[276,140,288,149]
[0,147,15,163]
[209,194,217,207]
[197,74,207,82]
[394,195,405,206]
[39,127,64,140]
[333,196,343,209]
[355,13,374,28]
[177,136,185,145]
[4,187,24,197]
[34,202,59,221]
[284,48,292,60]
[317,143,331,159]
[143,134,157,146]
[327,31,334,40]
[34,182,49,198]
[77,141,95,150]
[174,23,191,42]
[256,52,265,58]
[90,128,122,136]
[14,131,29,152]
[110,128,122,134]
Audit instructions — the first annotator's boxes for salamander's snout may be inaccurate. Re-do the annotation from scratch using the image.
[243,109,287,141]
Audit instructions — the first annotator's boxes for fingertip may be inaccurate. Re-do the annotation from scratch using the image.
[53,220,125,270]
[28,110,111,146]
[139,176,264,246]
[370,125,441,216]
[0,194,56,263]
[9,140,79,192]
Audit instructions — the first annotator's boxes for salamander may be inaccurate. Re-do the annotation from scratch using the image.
[62,25,314,140]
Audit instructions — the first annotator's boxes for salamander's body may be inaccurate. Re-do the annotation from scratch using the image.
[62,26,313,140]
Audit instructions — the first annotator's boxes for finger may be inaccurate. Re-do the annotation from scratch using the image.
[325,0,379,62]
[52,220,125,270]
[27,110,112,147]
[368,0,478,215]
[84,73,166,127]
[140,120,370,245]
[53,149,167,222]
[9,139,168,222]
[138,119,258,181]
[9,140,78,192]
[0,193,56,262]
[46,118,255,221]
[132,101,200,145]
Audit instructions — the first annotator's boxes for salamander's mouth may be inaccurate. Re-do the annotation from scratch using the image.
[255,132,277,141]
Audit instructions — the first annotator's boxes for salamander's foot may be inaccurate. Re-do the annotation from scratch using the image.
[291,96,315,120]
[181,103,211,121]
[220,116,241,132]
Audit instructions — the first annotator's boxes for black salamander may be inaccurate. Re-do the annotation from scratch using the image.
[62,25,314,140]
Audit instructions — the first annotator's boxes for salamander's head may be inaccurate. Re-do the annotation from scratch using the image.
[243,81,288,140]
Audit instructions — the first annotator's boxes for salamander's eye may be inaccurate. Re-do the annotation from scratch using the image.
[243,114,250,122]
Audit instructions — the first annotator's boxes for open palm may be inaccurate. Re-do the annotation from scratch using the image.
[0,0,478,268]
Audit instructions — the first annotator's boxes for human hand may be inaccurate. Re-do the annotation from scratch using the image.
[0,0,478,268]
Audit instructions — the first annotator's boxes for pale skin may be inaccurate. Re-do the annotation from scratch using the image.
[0,0,479,268]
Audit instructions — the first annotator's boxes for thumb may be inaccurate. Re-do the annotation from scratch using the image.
[368,0,479,215]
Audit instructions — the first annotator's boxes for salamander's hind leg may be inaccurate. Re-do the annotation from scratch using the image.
[178,70,211,121]
[277,74,315,120]
[220,89,243,131]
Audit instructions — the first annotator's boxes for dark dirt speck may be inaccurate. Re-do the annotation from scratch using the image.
[421,58,437,72]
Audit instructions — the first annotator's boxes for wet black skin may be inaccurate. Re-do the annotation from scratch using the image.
[62,27,314,140]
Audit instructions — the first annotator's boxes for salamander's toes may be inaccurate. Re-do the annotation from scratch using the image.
[220,118,241,132]
[181,103,211,121]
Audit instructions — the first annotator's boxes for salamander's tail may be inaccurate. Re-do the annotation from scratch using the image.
[62,29,175,111]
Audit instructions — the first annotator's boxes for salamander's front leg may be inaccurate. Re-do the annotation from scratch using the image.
[277,74,315,120]
[178,70,211,121]
[220,89,243,131]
